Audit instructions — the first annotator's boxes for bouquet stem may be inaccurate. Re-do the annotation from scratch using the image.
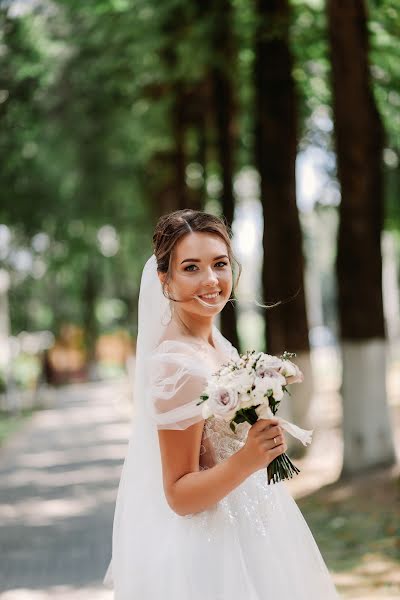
[230,405,302,484]
[267,452,300,485]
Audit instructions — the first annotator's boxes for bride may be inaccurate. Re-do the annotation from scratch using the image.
[103,209,340,599]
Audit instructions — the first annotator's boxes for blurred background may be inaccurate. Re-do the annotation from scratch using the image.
[0,0,399,598]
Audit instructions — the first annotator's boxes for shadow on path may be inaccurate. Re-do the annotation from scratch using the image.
[0,380,132,598]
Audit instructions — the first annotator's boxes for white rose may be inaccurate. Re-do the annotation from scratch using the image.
[254,372,284,400]
[279,359,296,377]
[271,381,284,400]
[218,365,233,378]
[255,404,274,419]
[256,354,283,373]
[238,393,255,409]
[216,373,234,388]
[279,360,303,384]
[207,385,240,420]
[233,369,254,396]
[255,366,285,384]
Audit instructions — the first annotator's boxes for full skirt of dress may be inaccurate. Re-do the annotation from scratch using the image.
[105,467,340,599]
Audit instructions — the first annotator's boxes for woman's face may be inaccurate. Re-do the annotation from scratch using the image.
[161,232,233,318]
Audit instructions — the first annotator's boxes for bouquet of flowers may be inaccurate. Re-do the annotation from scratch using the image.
[196,350,313,485]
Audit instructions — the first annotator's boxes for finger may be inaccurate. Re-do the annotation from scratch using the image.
[267,425,283,439]
[261,434,284,451]
[256,424,282,440]
[267,433,284,449]
[268,442,287,459]
[253,418,278,432]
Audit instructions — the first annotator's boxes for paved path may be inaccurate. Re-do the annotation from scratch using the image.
[0,369,398,599]
[0,380,132,599]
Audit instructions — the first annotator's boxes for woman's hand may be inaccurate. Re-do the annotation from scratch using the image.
[239,418,287,474]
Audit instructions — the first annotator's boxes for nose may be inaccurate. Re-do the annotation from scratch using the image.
[203,266,219,287]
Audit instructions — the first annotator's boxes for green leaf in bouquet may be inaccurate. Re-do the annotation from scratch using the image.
[196,393,209,406]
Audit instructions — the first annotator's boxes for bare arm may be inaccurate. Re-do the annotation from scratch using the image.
[158,418,286,516]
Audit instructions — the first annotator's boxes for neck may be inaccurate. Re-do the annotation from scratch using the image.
[171,308,215,346]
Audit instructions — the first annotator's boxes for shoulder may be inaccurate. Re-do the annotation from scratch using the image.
[148,338,208,380]
[151,338,200,363]
[147,339,209,429]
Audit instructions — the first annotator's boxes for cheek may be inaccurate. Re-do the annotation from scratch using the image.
[219,270,233,290]
[183,273,200,287]
[174,273,200,295]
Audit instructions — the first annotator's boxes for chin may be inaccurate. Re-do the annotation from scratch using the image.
[193,297,229,316]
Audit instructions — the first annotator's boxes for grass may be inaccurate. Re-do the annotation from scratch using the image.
[298,468,400,598]
[0,407,35,447]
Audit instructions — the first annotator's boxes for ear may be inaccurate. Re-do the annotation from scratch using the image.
[158,272,169,295]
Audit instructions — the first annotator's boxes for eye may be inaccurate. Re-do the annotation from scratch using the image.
[183,261,228,272]
[184,264,198,272]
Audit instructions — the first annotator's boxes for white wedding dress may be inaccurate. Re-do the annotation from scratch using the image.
[104,325,340,599]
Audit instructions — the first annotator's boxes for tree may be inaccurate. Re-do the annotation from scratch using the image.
[327,0,396,475]
[253,0,312,433]
[210,0,240,349]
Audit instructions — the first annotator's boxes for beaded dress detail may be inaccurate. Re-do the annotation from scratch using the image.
[190,417,279,540]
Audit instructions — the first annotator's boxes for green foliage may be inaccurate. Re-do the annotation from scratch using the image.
[0,0,399,339]
[0,4,156,336]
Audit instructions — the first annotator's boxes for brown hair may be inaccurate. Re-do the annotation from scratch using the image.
[152,209,241,304]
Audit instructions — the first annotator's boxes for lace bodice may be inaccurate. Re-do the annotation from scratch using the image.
[185,411,280,540]
[200,417,250,469]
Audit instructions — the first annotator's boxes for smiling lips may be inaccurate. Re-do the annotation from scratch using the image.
[195,291,223,305]
[198,291,221,299]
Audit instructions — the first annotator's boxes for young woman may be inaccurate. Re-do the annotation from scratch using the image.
[104,209,340,599]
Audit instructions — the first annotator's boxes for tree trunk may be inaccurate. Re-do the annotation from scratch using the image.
[254,0,312,436]
[327,0,396,475]
[173,85,189,210]
[150,8,190,218]
[83,259,98,368]
[211,0,240,350]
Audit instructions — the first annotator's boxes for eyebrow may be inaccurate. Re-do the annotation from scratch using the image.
[180,255,229,265]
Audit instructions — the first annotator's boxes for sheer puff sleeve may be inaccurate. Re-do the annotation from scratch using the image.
[146,340,209,431]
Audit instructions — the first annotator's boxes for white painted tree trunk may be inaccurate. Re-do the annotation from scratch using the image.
[382,231,400,340]
[341,339,397,476]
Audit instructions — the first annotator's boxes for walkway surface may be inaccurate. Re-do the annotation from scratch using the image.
[0,365,398,599]
[0,380,132,599]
